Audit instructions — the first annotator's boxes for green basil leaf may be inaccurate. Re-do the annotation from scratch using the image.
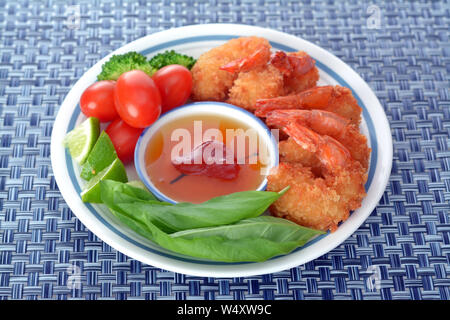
[99,180,320,262]
[108,208,324,262]
[100,180,169,222]
[102,179,158,201]
[171,216,319,242]
[100,180,285,233]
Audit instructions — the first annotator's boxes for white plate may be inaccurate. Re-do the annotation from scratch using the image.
[51,24,393,277]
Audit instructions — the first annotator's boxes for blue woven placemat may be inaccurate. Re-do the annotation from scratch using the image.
[0,0,449,300]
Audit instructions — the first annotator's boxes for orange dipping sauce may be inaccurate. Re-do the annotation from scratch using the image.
[145,114,269,203]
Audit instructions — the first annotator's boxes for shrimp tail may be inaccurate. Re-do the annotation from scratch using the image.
[219,46,271,73]
[270,51,315,77]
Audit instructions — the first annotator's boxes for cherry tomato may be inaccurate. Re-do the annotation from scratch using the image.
[80,80,119,122]
[152,65,192,113]
[105,118,144,164]
[114,70,162,128]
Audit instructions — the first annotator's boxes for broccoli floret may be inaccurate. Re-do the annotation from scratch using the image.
[148,50,197,70]
[97,52,156,81]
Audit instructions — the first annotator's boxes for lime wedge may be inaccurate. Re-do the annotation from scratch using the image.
[80,131,118,181]
[63,117,100,164]
[81,158,128,203]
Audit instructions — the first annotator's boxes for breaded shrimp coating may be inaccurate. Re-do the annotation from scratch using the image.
[191,36,271,101]
[223,50,318,110]
[267,109,370,170]
[227,65,285,111]
[191,38,319,110]
[267,119,367,232]
[268,163,349,232]
[278,138,321,174]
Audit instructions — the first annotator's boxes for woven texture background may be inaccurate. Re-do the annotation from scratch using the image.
[0,0,449,300]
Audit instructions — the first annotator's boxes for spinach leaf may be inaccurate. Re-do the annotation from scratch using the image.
[108,208,324,262]
[100,180,287,233]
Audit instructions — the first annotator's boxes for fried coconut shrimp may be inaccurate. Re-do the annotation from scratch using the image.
[191,37,319,110]
[255,85,362,126]
[266,109,370,170]
[273,51,319,94]
[226,64,285,111]
[223,50,318,110]
[191,37,271,102]
[266,114,368,232]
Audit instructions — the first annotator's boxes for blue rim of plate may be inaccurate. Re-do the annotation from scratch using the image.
[134,101,280,204]
[65,35,378,265]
